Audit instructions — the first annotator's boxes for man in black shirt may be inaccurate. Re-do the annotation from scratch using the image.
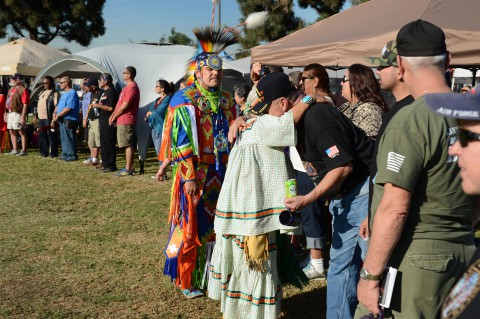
[286,90,374,319]
[92,73,119,172]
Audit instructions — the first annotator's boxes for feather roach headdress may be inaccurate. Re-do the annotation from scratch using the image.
[185,26,239,86]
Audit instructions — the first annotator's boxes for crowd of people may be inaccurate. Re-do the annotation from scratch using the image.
[1,19,478,319]
[1,66,171,177]
[153,21,478,319]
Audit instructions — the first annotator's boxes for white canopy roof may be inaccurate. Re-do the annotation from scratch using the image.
[0,38,68,76]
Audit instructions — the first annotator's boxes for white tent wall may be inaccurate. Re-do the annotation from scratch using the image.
[31,44,250,162]
[76,44,196,161]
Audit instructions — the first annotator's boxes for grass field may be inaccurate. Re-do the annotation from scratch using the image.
[0,146,327,319]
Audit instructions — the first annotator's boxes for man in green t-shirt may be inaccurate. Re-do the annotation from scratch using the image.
[355,20,475,319]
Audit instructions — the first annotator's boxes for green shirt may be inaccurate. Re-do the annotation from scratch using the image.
[371,96,473,244]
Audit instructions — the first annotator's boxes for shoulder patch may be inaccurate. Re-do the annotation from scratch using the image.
[387,152,405,173]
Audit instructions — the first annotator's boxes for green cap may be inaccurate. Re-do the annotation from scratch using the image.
[366,40,398,67]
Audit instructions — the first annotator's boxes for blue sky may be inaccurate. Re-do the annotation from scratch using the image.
[1,0,323,54]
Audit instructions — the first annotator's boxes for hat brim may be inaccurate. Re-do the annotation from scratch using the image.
[365,57,396,67]
[250,101,269,115]
[425,93,480,120]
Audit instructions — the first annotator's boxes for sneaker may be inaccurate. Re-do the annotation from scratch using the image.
[16,151,27,157]
[302,262,326,280]
[7,150,18,155]
[181,289,204,299]
[115,168,133,177]
[83,157,93,165]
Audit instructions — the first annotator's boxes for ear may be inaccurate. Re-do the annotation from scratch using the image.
[395,66,403,81]
[195,68,202,80]
[397,56,406,77]
[281,98,289,112]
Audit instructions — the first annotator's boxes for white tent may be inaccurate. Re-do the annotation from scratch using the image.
[31,43,248,162]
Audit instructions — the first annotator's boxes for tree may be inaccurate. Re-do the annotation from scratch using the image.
[236,0,304,58]
[350,0,369,6]
[298,0,369,19]
[0,0,106,46]
[297,0,346,19]
[159,28,193,46]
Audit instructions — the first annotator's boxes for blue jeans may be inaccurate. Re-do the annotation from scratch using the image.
[327,178,369,319]
[59,121,77,160]
[296,170,328,249]
[151,128,162,156]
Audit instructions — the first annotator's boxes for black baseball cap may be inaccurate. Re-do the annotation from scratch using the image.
[11,73,23,80]
[396,20,446,57]
[425,86,480,120]
[250,72,293,115]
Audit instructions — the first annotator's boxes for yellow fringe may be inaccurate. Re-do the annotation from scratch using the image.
[244,234,269,272]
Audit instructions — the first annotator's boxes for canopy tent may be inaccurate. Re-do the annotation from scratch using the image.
[251,0,480,69]
[31,43,248,162]
[0,38,68,76]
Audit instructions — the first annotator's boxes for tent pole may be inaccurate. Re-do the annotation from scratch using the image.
[471,68,477,87]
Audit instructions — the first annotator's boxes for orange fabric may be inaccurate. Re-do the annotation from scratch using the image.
[178,191,201,290]
[158,107,174,161]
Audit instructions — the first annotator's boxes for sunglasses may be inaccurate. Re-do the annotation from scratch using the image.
[60,81,66,84]
[123,72,130,74]
[301,76,314,82]
[457,128,480,147]
[43,82,49,84]
[342,75,349,83]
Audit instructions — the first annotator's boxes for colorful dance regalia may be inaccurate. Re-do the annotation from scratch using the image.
[159,81,236,290]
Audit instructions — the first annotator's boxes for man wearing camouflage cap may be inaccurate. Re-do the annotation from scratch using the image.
[359,40,414,239]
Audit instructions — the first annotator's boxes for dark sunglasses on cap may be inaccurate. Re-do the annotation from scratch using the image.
[457,128,480,147]
[342,75,349,83]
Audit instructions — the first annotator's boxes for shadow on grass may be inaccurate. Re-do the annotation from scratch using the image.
[282,284,327,319]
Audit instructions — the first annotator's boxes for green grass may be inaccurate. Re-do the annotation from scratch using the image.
[0,146,326,319]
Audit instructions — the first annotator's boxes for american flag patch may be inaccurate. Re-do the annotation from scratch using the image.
[325,145,340,158]
[387,152,405,173]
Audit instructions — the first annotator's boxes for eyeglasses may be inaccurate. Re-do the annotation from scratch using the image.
[457,128,480,147]
[301,76,314,82]
[342,76,349,83]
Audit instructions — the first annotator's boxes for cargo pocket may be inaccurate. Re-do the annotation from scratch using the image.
[407,252,453,272]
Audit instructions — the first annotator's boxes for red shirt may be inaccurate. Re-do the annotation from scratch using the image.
[6,86,30,112]
[116,82,140,125]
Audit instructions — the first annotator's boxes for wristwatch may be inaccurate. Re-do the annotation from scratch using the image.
[301,95,315,106]
[360,267,382,281]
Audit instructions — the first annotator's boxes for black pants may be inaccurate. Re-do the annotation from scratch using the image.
[38,119,58,157]
[99,115,116,170]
